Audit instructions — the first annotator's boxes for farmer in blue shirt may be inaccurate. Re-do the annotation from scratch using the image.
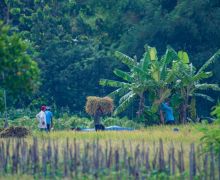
[45,106,53,132]
[161,99,175,125]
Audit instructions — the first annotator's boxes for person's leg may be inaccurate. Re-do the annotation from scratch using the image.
[166,121,171,125]
[100,124,105,130]
[95,124,98,131]
[95,124,105,131]
[47,124,51,132]
[166,120,175,125]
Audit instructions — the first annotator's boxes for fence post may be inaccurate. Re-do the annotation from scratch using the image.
[210,146,215,180]
[145,146,150,174]
[158,139,165,172]
[42,143,47,177]
[189,143,196,180]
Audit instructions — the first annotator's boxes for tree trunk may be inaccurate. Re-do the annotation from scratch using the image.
[137,93,145,118]
[180,101,187,124]
[159,110,165,124]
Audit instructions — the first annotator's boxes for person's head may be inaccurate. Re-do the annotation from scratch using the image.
[41,105,46,111]
[165,98,170,105]
[46,106,51,111]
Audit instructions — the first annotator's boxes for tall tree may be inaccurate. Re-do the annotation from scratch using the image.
[0,21,40,126]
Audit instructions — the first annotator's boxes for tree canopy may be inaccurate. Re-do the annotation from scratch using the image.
[0,21,40,110]
[0,0,219,117]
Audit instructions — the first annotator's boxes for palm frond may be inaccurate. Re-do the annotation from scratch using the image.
[108,87,129,98]
[178,51,189,64]
[113,68,133,82]
[115,51,137,67]
[113,93,136,115]
[99,79,130,88]
[163,46,179,65]
[132,66,149,78]
[192,71,213,82]
[119,91,134,104]
[195,83,220,91]
[141,51,151,72]
[194,93,214,102]
[197,49,220,74]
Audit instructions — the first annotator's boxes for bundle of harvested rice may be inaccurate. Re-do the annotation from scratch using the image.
[86,96,114,116]
[0,126,30,138]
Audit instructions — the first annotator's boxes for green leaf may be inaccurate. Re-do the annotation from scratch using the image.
[194,93,214,102]
[197,49,220,74]
[178,51,189,64]
[149,47,157,61]
[99,79,130,88]
[142,51,151,72]
[119,91,134,104]
[195,83,220,91]
[114,93,136,115]
[192,71,213,81]
[115,51,136,67]
[108,87,129,98]
[113,69,133,82]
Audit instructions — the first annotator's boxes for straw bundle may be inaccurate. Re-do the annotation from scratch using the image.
[85,96,114,116]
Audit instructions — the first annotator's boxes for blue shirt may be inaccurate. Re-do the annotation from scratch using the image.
[45,110,53,124]
[161,103,174,122]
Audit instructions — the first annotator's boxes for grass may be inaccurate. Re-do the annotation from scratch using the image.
[32,124,204,142]
[29,123,207,157]
[0,123,218,179]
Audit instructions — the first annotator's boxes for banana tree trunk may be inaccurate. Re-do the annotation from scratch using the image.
[179,88,189,124]
[160,110,165,124]
[180,103,187,124]
[137,93,145,118]
[180,97,189,124]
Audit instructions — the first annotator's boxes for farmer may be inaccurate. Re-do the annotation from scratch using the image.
[36,105,47,131]
[94,106,105,131]
[45,106,53,132]
[161,99,175,125]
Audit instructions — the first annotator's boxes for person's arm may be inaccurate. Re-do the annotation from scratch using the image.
[51,112,53,127]
[161,103,170,110]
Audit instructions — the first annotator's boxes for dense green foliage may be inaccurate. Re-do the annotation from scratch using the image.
[100,46,220,124]
[0,21,40,111]
[200,103,220,154]
[0,0,220,117]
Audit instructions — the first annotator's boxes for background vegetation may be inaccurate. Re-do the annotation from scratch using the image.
[0,0,220,120]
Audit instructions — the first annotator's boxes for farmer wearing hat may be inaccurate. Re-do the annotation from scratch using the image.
[36,105,47,131]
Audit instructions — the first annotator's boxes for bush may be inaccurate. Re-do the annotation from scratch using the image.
[200,103,220,154]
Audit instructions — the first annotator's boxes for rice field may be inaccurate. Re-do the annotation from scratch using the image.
[0,124,219,179]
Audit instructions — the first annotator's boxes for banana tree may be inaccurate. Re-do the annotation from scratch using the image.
[147,46,179,110]
[173,50,220,123]
[99,48,155,117]
[99,45,179,120]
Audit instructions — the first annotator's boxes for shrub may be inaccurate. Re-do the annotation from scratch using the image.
[200,103,220,154]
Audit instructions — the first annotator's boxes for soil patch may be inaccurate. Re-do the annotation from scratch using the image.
[0,126,30,138]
